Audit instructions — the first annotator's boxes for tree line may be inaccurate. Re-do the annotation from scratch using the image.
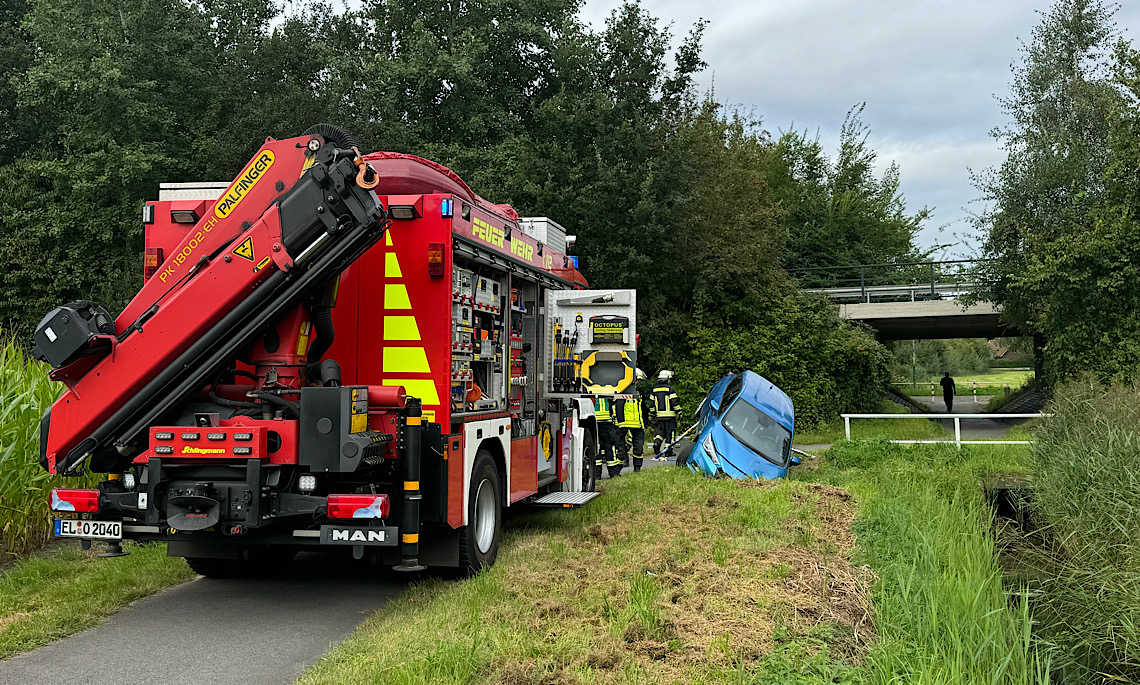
[0,0,927,425]
[977,0,1140,385]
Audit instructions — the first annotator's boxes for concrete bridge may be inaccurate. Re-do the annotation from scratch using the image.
[791,260,1017,341]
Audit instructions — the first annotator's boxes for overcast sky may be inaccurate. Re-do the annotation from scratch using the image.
[578,0,1140,259]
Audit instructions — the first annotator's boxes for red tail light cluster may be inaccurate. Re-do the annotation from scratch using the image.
[50,489,100,513]
[427,242,445,277]
[144,247,164,280]
[326,494,389,519]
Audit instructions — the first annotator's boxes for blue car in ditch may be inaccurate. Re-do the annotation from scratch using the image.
[679,370,800,480]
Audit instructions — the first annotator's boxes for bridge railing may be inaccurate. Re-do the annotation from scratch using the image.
[790,260,991,302]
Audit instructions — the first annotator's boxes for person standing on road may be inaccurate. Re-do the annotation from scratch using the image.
[593,395,622,479]
[650,370,682,460]
[940,372,956,411]
[616,387,647,473]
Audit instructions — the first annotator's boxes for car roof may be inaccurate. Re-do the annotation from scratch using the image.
[736,370,794,430]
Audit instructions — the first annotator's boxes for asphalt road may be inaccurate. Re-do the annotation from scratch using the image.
[912,395,1031,440]
[0,550,410,685]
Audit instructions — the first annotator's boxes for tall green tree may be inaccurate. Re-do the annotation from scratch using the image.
[976,0,1139,383]
[777,105,929,276]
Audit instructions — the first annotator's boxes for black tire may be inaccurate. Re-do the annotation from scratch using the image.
[582,429,597,493]
[676,441,693,467]
[185,546,296,578]
[458,449,502,574]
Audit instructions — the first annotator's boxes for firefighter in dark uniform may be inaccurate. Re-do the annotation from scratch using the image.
[650,370,681,460]
[594,395,622,479]
[616,387,647,473]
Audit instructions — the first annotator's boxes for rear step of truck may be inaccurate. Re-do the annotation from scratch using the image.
[533,491,601,508]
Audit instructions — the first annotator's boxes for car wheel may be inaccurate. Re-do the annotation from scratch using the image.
[676,441,693,467]
[458,449,502,574]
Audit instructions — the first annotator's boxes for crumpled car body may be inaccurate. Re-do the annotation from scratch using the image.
[681,370,798,480]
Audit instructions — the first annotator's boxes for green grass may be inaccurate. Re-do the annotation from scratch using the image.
[0,541,193,658]
[0,340,95,556]
[795,401,948,445]
[795,441,1050,684]
[896,368,1034,397]
[299,468,868,684]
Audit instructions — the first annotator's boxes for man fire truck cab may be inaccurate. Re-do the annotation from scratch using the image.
[33,125,637,576]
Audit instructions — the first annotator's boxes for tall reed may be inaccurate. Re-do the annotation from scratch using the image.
[0,340,83,555]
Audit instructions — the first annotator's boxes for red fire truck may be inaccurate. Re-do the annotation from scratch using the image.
[34,126,635,576]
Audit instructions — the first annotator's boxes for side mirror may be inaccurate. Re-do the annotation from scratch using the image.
[709,397,721,414]
[522,342,532,353]
[790,455,802,466]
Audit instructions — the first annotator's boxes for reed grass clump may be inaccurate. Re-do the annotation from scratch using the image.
[1030,379,1140,680]
[0,340,83,556]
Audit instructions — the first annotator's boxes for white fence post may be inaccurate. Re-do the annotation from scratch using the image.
[844,416,851,441]
[954,417,961,449]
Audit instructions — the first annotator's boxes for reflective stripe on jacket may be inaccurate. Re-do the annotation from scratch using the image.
[594,396,613,422]
[617,397,644,429]
[651,384,679,418]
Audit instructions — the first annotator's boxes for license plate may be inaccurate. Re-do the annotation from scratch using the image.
[54,519,122,540]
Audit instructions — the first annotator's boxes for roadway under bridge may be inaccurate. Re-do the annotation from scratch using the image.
[793,260,1019,341]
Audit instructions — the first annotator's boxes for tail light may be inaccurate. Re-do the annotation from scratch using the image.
[50,489,100,513]
[144,247,164,280]
[427,242,444,277]
[327,494,390,519]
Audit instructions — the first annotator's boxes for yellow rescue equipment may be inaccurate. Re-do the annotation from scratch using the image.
[580,350,635,394]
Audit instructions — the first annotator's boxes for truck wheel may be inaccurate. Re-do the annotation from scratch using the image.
[458,449,502,574]
[582,429,597,493]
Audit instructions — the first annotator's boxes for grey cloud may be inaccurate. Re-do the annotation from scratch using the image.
[580,0,1140,255]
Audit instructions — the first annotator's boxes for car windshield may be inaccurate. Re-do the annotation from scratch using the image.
[720,399,791,467]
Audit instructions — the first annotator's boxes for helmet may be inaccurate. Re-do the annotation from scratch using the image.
[657,370,674,381]
[635,368,647,382]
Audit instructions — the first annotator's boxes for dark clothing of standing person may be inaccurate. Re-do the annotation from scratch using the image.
[939,373,956,412]
[594,396,622,479]
[650,372,681,459]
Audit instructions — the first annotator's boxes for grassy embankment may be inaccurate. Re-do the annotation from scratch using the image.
[303,439,1049,684]
[800,441,1050,683]
[794,401,947,446]
[303,467,873,684]
[0,341,193,657]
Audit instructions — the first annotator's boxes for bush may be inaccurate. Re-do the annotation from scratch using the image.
[675,292,891,428]
[1029,379,1140,679]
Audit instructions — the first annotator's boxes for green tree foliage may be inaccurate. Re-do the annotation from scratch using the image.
[0,0,926,424]
[977,0,1140,383]
[777,105,929,273]
[889,339,993,381]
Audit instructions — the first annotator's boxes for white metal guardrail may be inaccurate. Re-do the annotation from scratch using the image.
[840,413,1051,447]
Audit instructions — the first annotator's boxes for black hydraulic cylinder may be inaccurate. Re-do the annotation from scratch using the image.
[394,397,426,572]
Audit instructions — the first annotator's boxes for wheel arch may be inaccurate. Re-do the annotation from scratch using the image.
[477,438,507,505]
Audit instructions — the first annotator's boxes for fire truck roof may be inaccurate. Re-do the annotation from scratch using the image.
[363,152,520,224]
